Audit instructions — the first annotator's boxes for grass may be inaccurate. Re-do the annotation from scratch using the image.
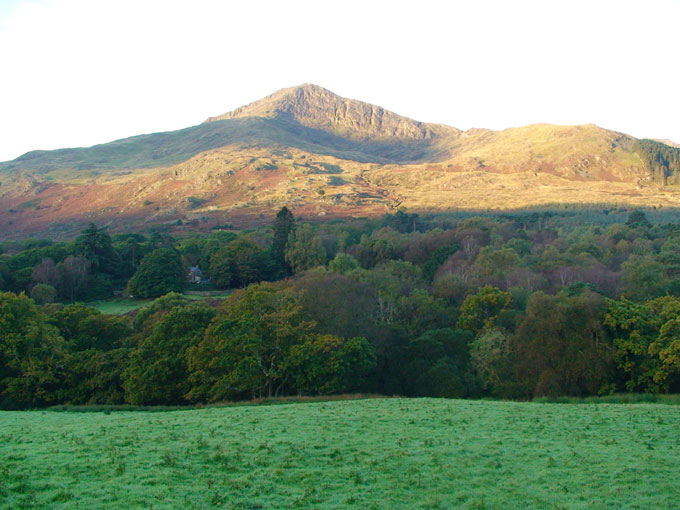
[86,297,153,315]
[86,291,232,315]
[184,290,232,300]
[1,397,679,509]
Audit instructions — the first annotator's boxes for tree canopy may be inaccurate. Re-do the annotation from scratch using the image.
[127,248,185,298]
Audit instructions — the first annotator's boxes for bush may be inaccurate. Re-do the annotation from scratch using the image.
[30,283,56,304]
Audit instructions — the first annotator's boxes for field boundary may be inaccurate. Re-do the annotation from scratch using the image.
[44,393,390,412]
[38,393,680,413]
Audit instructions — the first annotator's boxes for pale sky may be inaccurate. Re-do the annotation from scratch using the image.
[1,0,679,162]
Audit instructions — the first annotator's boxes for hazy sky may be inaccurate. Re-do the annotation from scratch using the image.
[1,0,679,162]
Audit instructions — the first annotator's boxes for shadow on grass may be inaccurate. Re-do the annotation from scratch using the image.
[532,393,680,405]
[42,392,680,413]
[45,393,390,413]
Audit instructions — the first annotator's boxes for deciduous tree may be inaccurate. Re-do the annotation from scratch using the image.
[287,334,376,395]
[285,224,327,274]
[187,283,314,401]
[457,286,512,333]
[511,291,612,397]
[56,255,91,302]
[123,304,215,404]
[0,292,67,408]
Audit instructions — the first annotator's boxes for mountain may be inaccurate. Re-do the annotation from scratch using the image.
[205,83,459,142]
[655,138,680,149]
[1,84,456,174]
[1,84,680,239]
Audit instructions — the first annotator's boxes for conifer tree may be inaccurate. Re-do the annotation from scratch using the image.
[272,206,295,274]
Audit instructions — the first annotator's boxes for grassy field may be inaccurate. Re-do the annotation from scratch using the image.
[1,398,679,509]
[86,296,153,315]
[87,291,232,315]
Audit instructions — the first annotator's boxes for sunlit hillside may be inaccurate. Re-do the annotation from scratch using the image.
[1,84,679,239]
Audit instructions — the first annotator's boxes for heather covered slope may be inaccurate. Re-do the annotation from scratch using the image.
[1,84,680,238]
[1,398,678,509]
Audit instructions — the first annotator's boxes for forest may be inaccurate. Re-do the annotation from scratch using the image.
[2,206,680,409]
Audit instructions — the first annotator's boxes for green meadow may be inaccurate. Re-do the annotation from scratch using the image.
[1,398,679,509]
[87,291,232,315]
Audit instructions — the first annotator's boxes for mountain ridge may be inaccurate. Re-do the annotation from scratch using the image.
[654,138,680,149]
[204,83,460,142]
[1,84,680,239]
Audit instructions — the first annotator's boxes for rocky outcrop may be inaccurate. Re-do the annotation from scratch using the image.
[205,84,460,141]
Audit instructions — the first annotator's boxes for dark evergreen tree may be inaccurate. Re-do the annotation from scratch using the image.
[127,248,185,298]
[112,233,149,277]
[625,210,652,229]
[382,209,420,233]
[209,238,272,288]
[271,206,295,275]
[422,244,459,282]
[73,223,122,278]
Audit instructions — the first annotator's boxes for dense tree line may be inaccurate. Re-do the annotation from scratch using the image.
[2,207,680,408]
[636,139,680,185]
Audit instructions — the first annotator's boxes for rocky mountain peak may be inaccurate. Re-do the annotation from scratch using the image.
[205,84,459,141]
